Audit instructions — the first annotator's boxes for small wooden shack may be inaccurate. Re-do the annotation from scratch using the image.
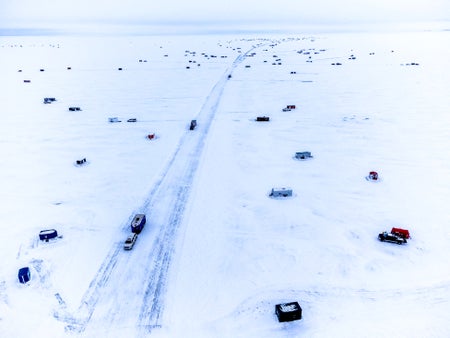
[76,158,87,165]
[367,171,379,181]
[44,97,56,104]
[18,267,31,284]
[270,187,293,198]
[39,229,58,241]
[295,151,312,160]
[275,302,302,322]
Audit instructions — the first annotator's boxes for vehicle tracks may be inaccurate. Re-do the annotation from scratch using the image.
[60,47,256,335]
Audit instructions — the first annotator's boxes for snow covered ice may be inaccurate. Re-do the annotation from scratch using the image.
[0,26,450,337]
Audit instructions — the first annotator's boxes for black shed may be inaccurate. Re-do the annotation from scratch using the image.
[18,267,31,284]
[275,302,302,322]
[39,229,58,241]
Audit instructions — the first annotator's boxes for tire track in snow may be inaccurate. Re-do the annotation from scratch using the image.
[57,245,122,333]
[137,50,252,332]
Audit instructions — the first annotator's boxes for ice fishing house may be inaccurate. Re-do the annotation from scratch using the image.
[18,267,31,284]
[275,301,302,322]
[270,187,293,197]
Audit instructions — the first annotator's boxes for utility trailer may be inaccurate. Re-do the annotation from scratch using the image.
[131,214,146,234]
[391,227,410,239]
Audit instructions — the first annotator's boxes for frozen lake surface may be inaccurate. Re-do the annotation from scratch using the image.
[0,27,449,337]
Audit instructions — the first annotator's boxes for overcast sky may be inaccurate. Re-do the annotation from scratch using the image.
[1,0,449,28]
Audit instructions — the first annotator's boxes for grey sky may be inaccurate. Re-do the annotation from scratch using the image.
[1,0,449,28]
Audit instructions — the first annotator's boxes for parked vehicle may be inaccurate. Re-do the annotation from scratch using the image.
[378,231,407,244]
[131,214,146,234]
[190,120,197,130]
[124,233,138,250]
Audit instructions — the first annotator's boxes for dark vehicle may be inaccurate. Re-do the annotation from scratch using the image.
[378,231,407,244]
[131,214,146,234]
[190,120,197,130]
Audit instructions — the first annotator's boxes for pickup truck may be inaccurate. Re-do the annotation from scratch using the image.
[378,231,407,245]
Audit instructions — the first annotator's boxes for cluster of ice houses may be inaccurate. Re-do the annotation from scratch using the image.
[257,106,408,237]
[17,89,197,288]
[254,100,411,321]
[255,104,341,199]
[15,44,232,287]
[253,104,313,320]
